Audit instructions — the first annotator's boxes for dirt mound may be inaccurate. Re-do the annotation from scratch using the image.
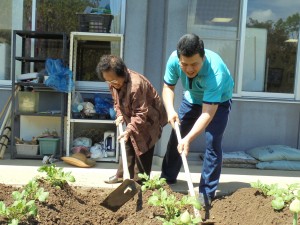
[209,188,296,225]
[0,182,298,225]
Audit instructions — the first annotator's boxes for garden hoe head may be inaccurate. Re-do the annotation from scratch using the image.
[100,123,140,212]
[100,179,140,212]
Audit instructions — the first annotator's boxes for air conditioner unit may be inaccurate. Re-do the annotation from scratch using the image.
[0,43,11,80]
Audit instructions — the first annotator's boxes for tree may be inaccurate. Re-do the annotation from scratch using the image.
[247,13,300,93]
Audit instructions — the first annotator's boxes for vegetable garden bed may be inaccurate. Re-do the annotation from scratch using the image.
[0,166,299,225]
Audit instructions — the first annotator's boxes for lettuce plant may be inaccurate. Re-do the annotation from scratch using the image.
[251,180,300,211]
[148,188,202,224]
[23,180,49,202]
[138,173,167,191]
[0,179,49,225]
[38,164,75,188]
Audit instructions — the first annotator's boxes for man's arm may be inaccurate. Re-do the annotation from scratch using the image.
[187,103,218,141]
[178,103,218,155]
[162,83,178,128]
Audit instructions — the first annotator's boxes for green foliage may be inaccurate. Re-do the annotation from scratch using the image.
[251,180,300,211]
[23,180,49,202]
[24,0,94,33]
[38,164,75,188]
[0,179,49,225]
[138,173,167,192]
[0,199,37,225]
[251,180,273,195]
[148,188,202,224]
[272,197,285,210]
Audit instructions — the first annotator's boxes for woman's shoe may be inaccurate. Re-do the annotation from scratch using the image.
[104,175,123,184]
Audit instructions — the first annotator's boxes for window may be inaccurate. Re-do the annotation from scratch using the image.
[188,0,241,93]
[28,0,123,82]
[243,0,300,94]
[0,0,123,82]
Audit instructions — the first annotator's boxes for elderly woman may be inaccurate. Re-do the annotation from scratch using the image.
[96,55,167,184]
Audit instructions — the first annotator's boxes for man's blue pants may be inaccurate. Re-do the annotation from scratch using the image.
[161,98,232,198]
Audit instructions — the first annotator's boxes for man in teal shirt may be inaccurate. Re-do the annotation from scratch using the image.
[161,34,234,208]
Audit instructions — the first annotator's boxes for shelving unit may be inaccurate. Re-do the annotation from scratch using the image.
[11,30,67,159]
[66,32,123,162]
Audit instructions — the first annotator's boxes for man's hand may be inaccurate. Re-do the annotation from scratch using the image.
[115,115,124,126]
[177,136,190,156]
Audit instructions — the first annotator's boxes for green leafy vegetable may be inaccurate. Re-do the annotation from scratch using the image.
[148,188,202,224]
[38,164,75,188]
[0,179,49,224]
[138,173,167,191]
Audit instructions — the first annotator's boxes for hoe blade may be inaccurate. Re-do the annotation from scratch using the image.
[100,179,140,212]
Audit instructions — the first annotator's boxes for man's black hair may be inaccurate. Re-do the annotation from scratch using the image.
[177,33,205,58]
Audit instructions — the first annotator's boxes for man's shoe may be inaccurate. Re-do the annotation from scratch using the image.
[198,193,212,208]
[104,175,123,184]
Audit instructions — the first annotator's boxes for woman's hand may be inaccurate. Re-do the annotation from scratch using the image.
[117,130,130,142]
[115,115,124,126]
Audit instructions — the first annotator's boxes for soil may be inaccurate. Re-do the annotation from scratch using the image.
[0,180,298,225]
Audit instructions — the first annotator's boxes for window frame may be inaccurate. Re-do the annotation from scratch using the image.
[238,0,300,100]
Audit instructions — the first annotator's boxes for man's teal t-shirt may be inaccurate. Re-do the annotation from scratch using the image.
[164,49,234,105]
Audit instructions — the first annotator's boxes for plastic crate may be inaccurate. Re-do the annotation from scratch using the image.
[16,144,39,155]
[18,92,39,113]
[77,13,114,33]
[38,138,60,156]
